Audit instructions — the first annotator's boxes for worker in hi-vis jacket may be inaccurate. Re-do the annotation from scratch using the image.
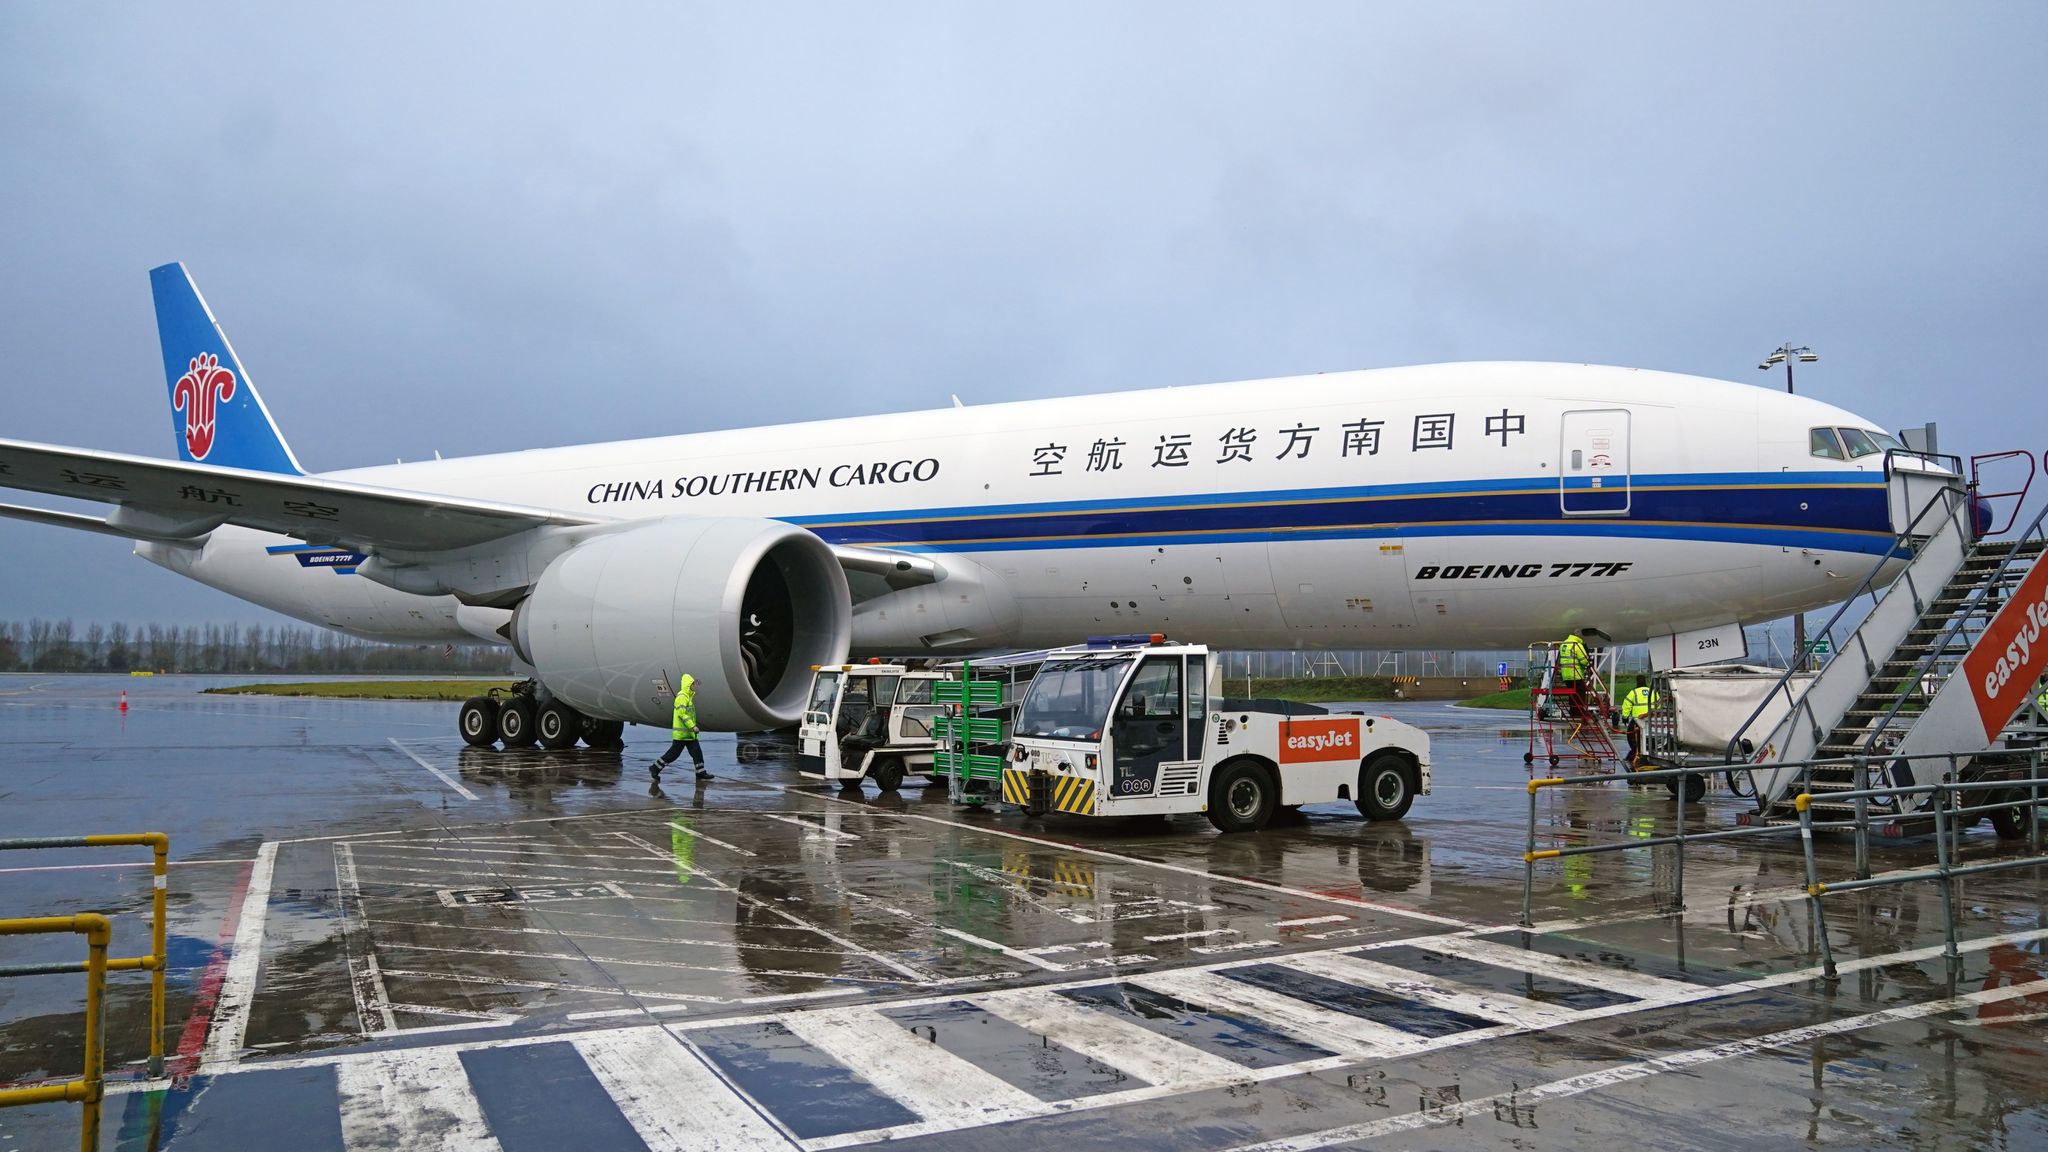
[651,673,712,782]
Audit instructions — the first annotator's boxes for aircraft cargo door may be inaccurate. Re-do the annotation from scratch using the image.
[1559,409,1631,516]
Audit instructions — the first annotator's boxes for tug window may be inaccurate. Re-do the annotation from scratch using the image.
[1809,427,1847,460]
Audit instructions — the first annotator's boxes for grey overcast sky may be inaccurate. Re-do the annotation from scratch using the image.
[1,3,2043,626]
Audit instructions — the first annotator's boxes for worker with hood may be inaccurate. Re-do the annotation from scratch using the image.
[652,673,712,782]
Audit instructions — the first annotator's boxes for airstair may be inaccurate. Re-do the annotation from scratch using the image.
[1735,452,2048,829]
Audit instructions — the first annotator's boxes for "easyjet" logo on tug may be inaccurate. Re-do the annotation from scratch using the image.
[1279,718,1358,764]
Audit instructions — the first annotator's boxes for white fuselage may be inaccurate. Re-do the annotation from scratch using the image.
[140,362,1907,652]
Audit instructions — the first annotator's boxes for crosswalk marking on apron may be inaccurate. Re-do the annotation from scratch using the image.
[1127,969,1428,1059]
[335,1046,501,1152]
[1277,951,1580,1031]
[1419,936,1701,1002]
[571,1027,797,1151]
[972,987,1251,1088]
[776,1005,1045,1128]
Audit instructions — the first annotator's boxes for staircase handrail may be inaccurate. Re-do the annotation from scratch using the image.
[1722,481,1970,763]
[1968,449,2037,537]
[1859,496,2048,754]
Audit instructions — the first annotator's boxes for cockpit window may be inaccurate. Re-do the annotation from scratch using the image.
[1870,431,1903,452]
[1809,427,1846,460]
[1838,427,1881,458]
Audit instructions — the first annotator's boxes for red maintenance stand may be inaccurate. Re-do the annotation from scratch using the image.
[1523,642,1621,770]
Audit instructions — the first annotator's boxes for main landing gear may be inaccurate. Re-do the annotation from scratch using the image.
[459,681,626,751]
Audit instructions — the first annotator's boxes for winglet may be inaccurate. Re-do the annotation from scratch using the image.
[149,263,304,475]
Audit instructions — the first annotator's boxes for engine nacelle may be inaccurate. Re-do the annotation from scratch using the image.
[514,517,851,731]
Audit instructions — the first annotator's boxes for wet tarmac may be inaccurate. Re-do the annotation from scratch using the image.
[0,673,2044,1150]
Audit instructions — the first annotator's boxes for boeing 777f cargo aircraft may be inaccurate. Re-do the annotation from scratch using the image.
[0,264,1929,738]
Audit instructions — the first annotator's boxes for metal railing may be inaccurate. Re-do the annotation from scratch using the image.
[0,914,111,1152]
[1724,482,1971,763]
[1968,449,2037,537]
[1862,498,2048,757]
[1520,748,2047,926]
[1796,772,2048,980]
[0,834,169,1076]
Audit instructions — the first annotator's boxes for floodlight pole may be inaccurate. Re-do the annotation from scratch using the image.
[1760,342,1818,668]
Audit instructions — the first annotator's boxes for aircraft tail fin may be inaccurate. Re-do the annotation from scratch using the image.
[149,262,304,475]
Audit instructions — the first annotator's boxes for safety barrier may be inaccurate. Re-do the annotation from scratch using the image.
[0,914,111,1152]
[1519,762,1809,925]
[1519,749,2046,926]
[1797,773,2048,980]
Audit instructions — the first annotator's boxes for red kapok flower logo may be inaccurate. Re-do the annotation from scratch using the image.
[173,353,236,460]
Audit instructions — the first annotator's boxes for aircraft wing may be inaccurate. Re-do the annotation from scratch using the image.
[0,437,602,552]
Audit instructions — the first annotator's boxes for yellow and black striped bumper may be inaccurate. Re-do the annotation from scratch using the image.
[1001,769,1097,815]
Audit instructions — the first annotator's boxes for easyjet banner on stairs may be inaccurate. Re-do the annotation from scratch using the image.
[1961,556,2048,742]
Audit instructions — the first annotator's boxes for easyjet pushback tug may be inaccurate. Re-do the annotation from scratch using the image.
[1005,636,1431,832]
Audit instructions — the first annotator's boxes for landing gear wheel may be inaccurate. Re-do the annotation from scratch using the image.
[1665,771,1706,803]
[1357,755,1417,821]
[497,698,537,747]
[1206,760,1276,833]
[537,701,583,750]
[871,757,906,792]
[582,718,625,749]
[458,697,499,747]
[1989,792,2032,840]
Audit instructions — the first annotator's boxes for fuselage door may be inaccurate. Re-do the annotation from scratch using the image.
[1560,408,1632,516]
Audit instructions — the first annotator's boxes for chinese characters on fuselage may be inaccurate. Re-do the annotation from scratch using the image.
[1027,408,1527,477]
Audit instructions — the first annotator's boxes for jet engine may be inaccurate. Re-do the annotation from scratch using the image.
[513,517,851,731]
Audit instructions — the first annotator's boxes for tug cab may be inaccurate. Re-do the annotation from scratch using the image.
[1006,636,1432,832]
[797,662,948,791]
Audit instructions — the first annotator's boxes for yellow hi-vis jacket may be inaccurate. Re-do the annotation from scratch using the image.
[2038,685,2048,715]
[1557,634,1589,682]
[1620,686,1661,721]
[671,674,699,740]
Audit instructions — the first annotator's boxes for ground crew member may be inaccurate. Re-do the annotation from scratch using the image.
[1619,675,1661,763]
[651,673,712,782]
[1553,630,1591,720]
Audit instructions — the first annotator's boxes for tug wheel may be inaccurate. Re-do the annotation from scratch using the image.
[1206,759,1277,833]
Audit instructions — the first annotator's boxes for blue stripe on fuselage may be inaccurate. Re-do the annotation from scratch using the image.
[783,472,1893,555]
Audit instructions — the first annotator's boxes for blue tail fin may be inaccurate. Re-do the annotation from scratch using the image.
[149,262,303,475]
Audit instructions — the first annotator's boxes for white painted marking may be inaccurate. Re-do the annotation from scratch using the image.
[389,737,479,800]
[976,988,1248,1087]
[1129,969,1420,1058]
[761,813,859,840]
[1191,939,1281,955]
[564,987,863,1022]
[379,1003,518,1024]
[1274,915,1350,928]
[939,926,1068,971]
[0,858,256,875]
[779,1006,1042,1126]
[335,1045,500,1152]
[1280,950,1576,1030]
[573,1028,795,1151]
[202,841,277,1067]
[333,843,400,1038]
[1024,941,1111,956]
[1220,977,2048,1150]
[380,940,912,985]
[664,822,758,857]
[612,831,936,983]
[378,968,713,1003]
[1145,928,1239,943]
[789,795,1475,928]
[1420,935,1700,1001]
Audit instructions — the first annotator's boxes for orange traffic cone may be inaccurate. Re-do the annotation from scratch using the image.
[119,691,129,714]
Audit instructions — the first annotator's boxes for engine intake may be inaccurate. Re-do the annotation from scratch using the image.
[515,517,850,731]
